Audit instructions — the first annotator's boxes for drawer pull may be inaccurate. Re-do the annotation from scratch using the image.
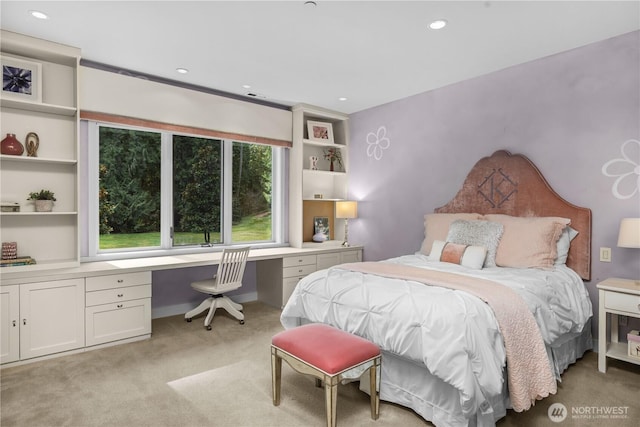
[117,294,124,298]
[298,269,303,273]
[12,320,16,327]
[117,304,123,308]
[117,279,124,283]
[23,319,26,326]
[298,259,303,263]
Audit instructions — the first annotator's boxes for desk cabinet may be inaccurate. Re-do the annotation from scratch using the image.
[85,272,152,347]
[597,278,640,373]
[258,247,362,309]
[1,278,85,364]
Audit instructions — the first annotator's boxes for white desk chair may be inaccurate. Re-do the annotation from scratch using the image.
[185,246,250,330]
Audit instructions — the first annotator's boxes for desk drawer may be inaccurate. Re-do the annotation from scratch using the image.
[86,298,152,346]
[283,264,316,278]
[283,255,316,268]
[604,291,640,315]
[86,284,152,307]
[86,272,151,292]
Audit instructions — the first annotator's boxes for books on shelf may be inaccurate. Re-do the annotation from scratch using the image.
[0,256,36,267]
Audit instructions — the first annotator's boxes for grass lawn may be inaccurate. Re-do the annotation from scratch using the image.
[100,214,271,249]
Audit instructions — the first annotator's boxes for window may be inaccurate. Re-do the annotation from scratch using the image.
[172,135,223,246]
[86,122,283,259]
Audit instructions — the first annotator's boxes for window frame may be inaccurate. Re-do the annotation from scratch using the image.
[84,120,285,261]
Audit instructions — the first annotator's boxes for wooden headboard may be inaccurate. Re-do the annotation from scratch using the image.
[435,150,592,280]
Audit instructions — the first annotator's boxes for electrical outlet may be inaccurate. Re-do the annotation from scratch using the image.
[619,315,628,326]
[599,247,611,262]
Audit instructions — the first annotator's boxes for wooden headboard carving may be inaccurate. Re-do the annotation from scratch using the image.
[435,150,592,280]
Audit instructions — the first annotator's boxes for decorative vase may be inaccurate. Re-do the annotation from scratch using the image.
[330,160,334,172]
[25,132,39,157]
[35,200,53,212]
[312,232,327,243]
[1,133,24,156]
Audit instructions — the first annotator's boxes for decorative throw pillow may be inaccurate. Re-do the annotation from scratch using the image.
[446,219,504,267]
[429,240,487,270]
[484,214,571,269]
[555,226,579,266]
[419,213,482,256]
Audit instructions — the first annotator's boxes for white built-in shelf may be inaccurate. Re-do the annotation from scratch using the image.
[303,198,344,202]
[0,212,77,216]
[0,98,76,116]
[0,155,77,165]
[303,138,344,147]
[303,169,346,176]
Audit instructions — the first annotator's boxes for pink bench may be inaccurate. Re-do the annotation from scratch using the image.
[271,323,381,427]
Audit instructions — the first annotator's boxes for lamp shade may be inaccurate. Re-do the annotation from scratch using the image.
[335,201,358,219]
[617,218,640,248]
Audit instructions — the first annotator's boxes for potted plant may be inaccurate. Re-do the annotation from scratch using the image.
[323,147,343,171]
[27,189,56,212]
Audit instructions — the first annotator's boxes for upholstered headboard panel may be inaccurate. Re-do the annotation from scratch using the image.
[435,150,592,280]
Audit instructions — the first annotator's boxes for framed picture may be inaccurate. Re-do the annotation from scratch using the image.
[313,216,330,240]
[307,120,334,144]
[1,56,42,103]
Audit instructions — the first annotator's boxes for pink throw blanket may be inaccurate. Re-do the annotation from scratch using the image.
[340,262,557,412]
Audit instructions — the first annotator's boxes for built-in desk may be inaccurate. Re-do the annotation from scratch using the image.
[0,243,362,367]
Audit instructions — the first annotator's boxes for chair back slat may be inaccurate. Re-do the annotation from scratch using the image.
[214,246,250,292]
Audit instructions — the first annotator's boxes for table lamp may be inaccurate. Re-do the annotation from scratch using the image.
[618,218,640,284]
[618,218,640,249]
[335,201,358,247]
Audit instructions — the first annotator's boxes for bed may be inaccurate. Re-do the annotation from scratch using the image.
[280,150,593,427]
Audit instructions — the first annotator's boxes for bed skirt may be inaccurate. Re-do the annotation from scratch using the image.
[358,319,593,427]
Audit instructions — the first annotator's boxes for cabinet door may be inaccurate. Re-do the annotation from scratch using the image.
[341,250,361,263]
[20,278,85,360]
[0,285,20,364]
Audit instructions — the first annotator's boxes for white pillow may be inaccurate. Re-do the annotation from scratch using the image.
[429,240,488,270]
[555,226,579,266]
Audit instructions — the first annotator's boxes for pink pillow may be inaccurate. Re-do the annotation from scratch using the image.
[419,213,482,255]
[429,240,487,270]
[484,214,571,269]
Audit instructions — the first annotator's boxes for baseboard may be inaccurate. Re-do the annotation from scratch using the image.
[152,291,258,319]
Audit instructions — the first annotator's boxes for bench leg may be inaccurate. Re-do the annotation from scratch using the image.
[325,377,338,427]
[369,357,380,420]
[271,348,281,406]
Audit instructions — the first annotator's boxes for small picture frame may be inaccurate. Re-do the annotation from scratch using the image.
[1,55,42,103]
[313,216,330,240]
[307,120,334,144]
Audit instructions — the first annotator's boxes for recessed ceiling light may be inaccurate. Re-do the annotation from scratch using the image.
[304,1,317,7]
[242,84,252,89]
[176,68,189,74]
[338,97,347,101]
[29,10,49,20]
[429,19,448,30]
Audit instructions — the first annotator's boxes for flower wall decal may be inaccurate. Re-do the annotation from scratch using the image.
[602,139,640,199]
[366,126,390,160]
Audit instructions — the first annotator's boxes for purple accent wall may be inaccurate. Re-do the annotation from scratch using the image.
[348,31,640,335]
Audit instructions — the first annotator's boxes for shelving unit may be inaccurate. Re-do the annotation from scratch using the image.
[290,104,350,247]
[0,30,81,270]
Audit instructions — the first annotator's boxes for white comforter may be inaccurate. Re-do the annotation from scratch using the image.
[280,254,592,421]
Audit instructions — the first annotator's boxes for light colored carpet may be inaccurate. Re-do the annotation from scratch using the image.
[1,301,638,427]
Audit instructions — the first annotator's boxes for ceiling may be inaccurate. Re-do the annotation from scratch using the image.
[1,1,638,114]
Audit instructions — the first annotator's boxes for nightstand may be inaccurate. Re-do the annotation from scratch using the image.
[597,278,640,372]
